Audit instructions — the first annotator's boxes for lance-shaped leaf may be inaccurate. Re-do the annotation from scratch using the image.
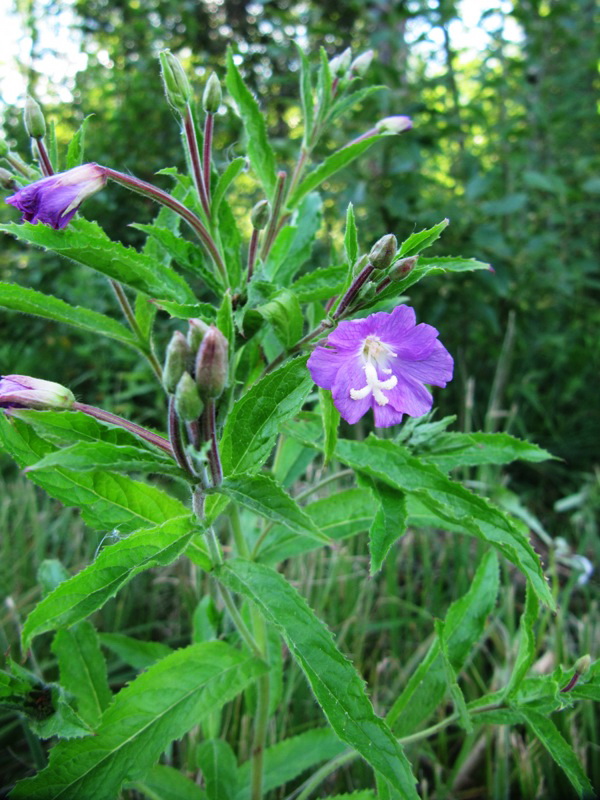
[211,156,247,218]
[66,115,93,169]
[0,282,137,348]
[196,739,238,800]
[11,642,267,800]
[226,49,277,199]
[219,356,313,476]
[128,765,206,800]
[422,431,555,471]
[218,559,419,798]
[21,516,197,650]
[215,473,329,544]
[266,193,323,285]
[290,264,347,303]
[0,219,196,303]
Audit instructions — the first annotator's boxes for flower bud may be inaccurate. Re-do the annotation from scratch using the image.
[329,47,352,78]
[375,115,413,135]
[195,325,228,400]
[24,96,46,139]
[0,375,75,410]
[174,372,204,422]
[352,254,369,277]
[159,50,193,113]
[250,199,270,230]
[188,318,211,353]
[358,280,377,303]
[369,234,398,271]
[574,654,591,676]
[202,72,222,114]
[389,255,418,280]
[163,331,191,393]
[350,50,374,77]
[0,167,16,191]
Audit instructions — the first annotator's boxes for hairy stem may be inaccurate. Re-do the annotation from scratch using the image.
[34,138,54,176]
[203,112,214,200]
[109,280,163,381]
[260,171,287,261]
[183,104,211,219]
[167,396,196,476]
[202,399,223,487]
[73,402,173,455]
[247,228,259,282]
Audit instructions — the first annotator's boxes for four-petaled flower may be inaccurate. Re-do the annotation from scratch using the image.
[6,163,107,230]
[307,305,453,427]
[0,375,75,410]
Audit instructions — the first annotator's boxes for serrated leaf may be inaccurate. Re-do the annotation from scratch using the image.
[21,516,197,650]
[98,633,173,671]
[128,765,206,800]
[267,193,322,285]
[288,135,387,208]
[362,479,408,575]
[236,728,346,800]
[258,488,372,565]
[25,441,185,478]
[153,300,216,321]
[219,356,313,476]
[196,739,238,800]
[257,288,303,348]
[290,265,347,302]
[388,551,499,735]
[334,437,554,609]
[219,559,418,798]
[11,642,266,800]
[397,220,449,258]
[435,618,473,733]
[296,43,313,143]
[211,156,247,218]
[505,583,539,698]
[344,202,358,265]
[328,85,386,126]
[520,708,594,796]
[0,219,195,303]
[215,473,328,544]
[52,622,111,729]
[423,431,555,471]
[0,282,137,348]
[226,50,277,199]
[318,388,339,466]
[66,115,93,169]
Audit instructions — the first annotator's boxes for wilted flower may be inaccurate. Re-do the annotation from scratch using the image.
[0,375,75,410]
[6,163,107,230]
[307,305,453,427]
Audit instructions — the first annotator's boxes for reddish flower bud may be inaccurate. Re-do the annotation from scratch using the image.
[369,234,398,271]
[195,325,228,399]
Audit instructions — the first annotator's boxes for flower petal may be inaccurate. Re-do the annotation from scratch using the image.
[373,402,405,427]
[387,372,434,417]
[307,345,347,390]
[331,357,372,424]
[396,340,454,387]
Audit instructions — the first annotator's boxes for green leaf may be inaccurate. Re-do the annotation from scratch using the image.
[388,551,499,735]
[225,50,277,199]
[397,219,449,258]
[0,282,137,348]
[329,85,386,126]
[66,115,92,169]
[520,708,594,796]
[504,583,540,698]
[435,618,473,733]
[296,43,313,143]
[236,728,346,800]
[290,265,347,303]
[288,135,387,208]
[211,156,247,218]
[257,288,303,348]
[219,559,419,798]
[267,193,323,285]
[11,643,266,800]
[215,473,329,544]
[219,356,313,476]
[21,516,197,650]
[0,416,189,534]
[0,219,196,303]
[52,622,112,728]
[128,765,206,800]
[25,441,184,478]
[319,388,339,466]
[344,202,358,265]
[258,488,372,565]
[98,633,173,671]
[335,437,554,609]
[153,300,216,321]
[423,431,555,471]
[196,739,238,800]
[362,480,408,575]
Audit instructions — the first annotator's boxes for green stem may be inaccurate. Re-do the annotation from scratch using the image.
[260,171,287,261]
[229,503,250,558]
[109,279,163,382]
[183,104,211,219]
[250,633,270,800]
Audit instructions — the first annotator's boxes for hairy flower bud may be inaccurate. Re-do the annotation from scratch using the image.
[159,50,193,112]
[0,375,75,410]
[202,72,222,114]
[195,325,228,400]
[389,255,418,280]
[574,654,591,676]
[250,199,270,230]
[350,50,374,77]
[175,372,204,422]
[24,95,46,139]
[329,47,352,78]
[0,167,16,191]
[163,331,191,393]
[188,317,211,353]
[369,234,398,271]
[375,115,413,135]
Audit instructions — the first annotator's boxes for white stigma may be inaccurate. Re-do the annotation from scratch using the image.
[349,335,398,406]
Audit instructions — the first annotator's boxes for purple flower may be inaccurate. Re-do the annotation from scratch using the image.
[307,305,453,427]
[0,375,75,410]
[6,163,107,230]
